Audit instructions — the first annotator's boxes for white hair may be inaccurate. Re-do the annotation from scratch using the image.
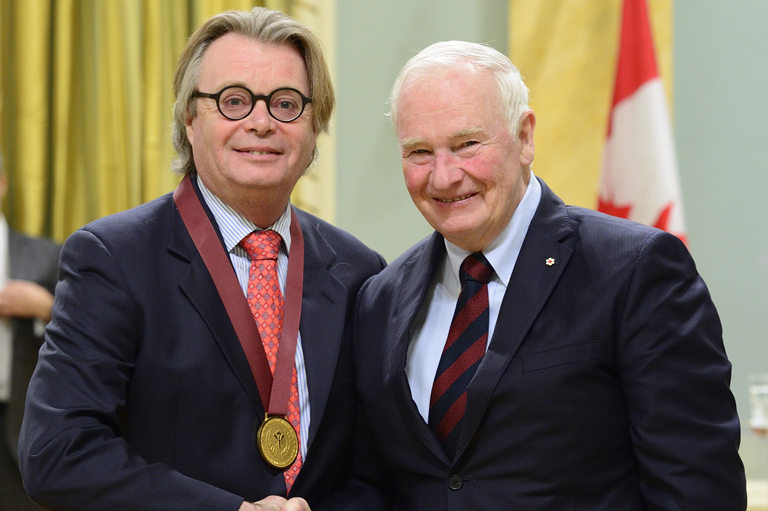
[389,41,529,137]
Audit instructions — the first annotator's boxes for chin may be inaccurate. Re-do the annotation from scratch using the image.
[434,215,479,235]
[438,226,476,243]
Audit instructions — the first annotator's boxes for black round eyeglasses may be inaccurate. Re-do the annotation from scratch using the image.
[192,85,312,123]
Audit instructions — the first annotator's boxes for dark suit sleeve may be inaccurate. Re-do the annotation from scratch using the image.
[312,400,393,511]
[313,262,392,511]
[19,229,244,511]
[617,231,746,509]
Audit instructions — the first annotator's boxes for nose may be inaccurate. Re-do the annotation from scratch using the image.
[431,150,464,190]
[242,98,274,134]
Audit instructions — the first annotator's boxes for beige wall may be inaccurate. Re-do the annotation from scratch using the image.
[335,0,508,263]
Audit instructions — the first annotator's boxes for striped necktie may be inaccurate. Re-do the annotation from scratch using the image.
[429,252,494,457]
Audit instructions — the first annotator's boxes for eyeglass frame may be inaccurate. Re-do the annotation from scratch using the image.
[192,85,313,123]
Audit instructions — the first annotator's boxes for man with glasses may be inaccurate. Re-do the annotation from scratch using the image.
[19,8,385,511]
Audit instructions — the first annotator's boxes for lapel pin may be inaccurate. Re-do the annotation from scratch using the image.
[545,257,555,266]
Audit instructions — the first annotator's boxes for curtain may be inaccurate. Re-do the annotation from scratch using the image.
[288,0,337,224]
[508,0,673,208]
[0,0,335,242]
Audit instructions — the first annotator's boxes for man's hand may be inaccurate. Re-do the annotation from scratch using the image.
[0,280,55,321]
[239,496,311,511]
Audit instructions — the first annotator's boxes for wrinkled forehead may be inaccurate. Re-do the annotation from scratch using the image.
[398,64,499,108]
[198,34,309,91]
[396,66,500,122]
[399,62,475,96]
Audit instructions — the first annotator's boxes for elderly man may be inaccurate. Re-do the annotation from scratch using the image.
[355,41,746,510]
[19,8,384,511]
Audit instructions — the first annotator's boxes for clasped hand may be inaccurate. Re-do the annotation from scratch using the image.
[239,495,310,511]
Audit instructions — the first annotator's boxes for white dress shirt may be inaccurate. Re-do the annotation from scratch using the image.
[197,176,310,458]
[405,174,542,421]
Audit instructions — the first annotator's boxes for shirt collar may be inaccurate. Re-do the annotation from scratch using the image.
[195,175,292,255]
[444,173,541,287]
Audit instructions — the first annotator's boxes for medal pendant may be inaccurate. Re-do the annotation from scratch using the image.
[256,415,299,470]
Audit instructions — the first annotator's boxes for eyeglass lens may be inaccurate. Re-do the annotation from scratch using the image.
[219,87,305,122]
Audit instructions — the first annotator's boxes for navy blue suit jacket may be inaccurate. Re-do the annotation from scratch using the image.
[355,178,746,510]
[19,182,386,511]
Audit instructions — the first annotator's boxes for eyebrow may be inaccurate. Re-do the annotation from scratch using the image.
[205,82,306,94]
[452,127,487,139]
[399,127,488,152]
[400,137,427,152]
[207,80,250,91]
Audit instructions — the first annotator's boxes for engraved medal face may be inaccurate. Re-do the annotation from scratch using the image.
[256,416,299,470]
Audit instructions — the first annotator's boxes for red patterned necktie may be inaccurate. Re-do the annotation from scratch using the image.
[239,230,302,492]
[429,252,494,458]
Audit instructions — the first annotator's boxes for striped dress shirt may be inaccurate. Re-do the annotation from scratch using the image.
[197,176,311,458]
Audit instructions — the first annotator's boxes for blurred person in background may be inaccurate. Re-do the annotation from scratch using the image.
[0,153,60,511]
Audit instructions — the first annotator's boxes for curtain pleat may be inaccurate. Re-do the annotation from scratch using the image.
[0,1,53,235]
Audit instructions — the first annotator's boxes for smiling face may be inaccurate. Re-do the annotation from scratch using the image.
[396,66,535,252]
[185,33,316,227]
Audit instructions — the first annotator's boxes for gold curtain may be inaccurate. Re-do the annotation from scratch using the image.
[289,0,337,224]
[0,0,335,242]
[509,0,673,208]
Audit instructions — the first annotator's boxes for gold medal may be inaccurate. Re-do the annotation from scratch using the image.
[256,415,299,470]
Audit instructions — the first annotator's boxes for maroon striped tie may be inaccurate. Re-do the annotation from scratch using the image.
[429,252,493,457]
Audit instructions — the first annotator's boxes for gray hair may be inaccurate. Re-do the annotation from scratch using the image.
[389,41,529,138]
[171,7,334,176]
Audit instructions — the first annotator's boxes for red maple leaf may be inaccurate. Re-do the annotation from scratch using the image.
[653,203,688,246]
[598,197,632,219]
[653,203,672,231]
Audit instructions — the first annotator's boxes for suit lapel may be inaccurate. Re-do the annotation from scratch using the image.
[294,211,348,449]
[456,179,575,460]
[168,197,359,450]
[388,233,453,463]
[168,197,266,417]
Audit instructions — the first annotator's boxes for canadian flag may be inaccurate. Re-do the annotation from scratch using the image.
[598,0,686,243]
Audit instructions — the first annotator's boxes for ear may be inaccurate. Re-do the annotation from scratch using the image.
[518,110,536,167]
[185,114,195,148]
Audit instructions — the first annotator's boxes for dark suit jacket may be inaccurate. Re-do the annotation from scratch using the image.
[4,229,60,461]
[19,183,386,511]
[355,178,746,510]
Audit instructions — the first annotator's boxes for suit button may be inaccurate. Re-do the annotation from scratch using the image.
[448,474,463,490]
